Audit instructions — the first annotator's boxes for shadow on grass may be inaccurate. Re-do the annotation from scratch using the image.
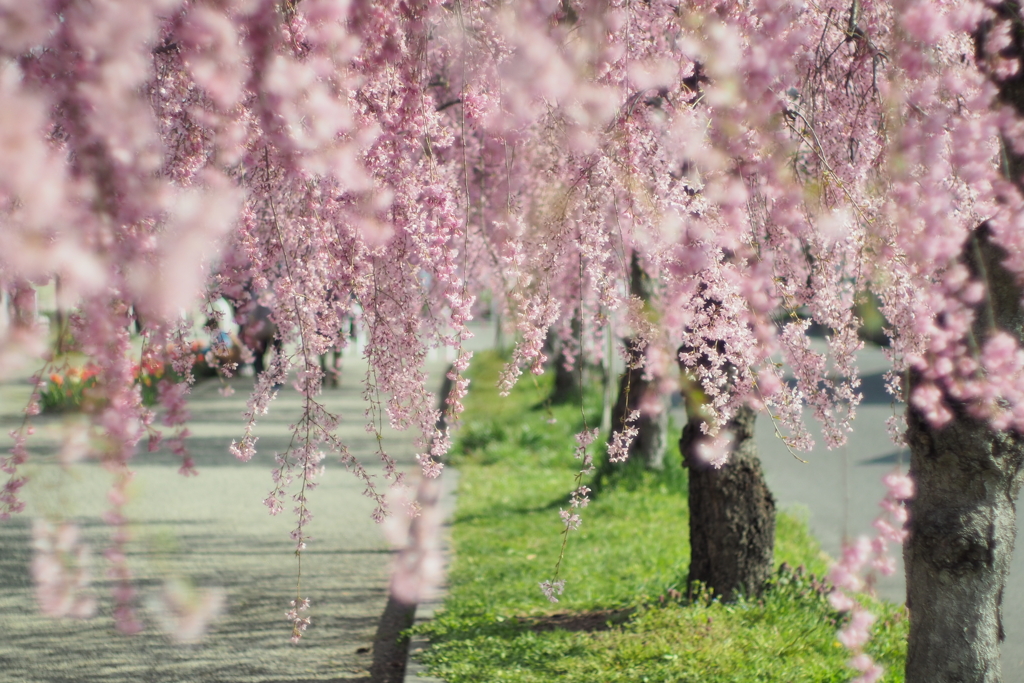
[450,498,564,526]
[519,607,636,633]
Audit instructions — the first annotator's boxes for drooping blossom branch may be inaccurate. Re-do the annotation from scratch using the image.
[2,3,1024,668]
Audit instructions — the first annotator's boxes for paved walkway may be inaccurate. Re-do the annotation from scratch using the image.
[746,345,1024,679]
[0,354,449,683]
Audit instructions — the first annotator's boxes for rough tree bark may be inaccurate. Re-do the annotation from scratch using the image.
[904,228,1024,683]
[681,404,776,602]
[903,14,1024,680]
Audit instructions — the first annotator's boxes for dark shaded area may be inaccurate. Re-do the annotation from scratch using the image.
[520,607,634,633]
[601,253,668,473]
[672,372,896,408]
[858,371,898,406]
[859,450,907,466]
[548,355,583,406]
[369,596,415,683]
[143,435,383,469]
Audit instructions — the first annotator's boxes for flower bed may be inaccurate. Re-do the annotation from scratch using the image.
[39,365,100,413]
[40,341,232,413]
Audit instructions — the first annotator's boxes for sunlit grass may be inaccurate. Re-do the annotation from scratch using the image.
[419,350,907,682]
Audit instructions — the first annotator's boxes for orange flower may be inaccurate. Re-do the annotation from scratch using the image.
[49,373,64,386]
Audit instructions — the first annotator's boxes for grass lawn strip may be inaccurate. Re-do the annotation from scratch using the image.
[417,351,908,682]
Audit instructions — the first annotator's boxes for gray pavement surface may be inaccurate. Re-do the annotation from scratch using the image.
[0,353,449,683]
[738,345,1024,679]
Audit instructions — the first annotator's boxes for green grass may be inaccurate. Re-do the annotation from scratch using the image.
[418,350,907,682]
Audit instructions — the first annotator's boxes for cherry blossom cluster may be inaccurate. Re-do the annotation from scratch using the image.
[3,0,1024,655]
[540,426,598,603]
[827,471,914,681]
[606,410,641,464]
[286,596,311,645]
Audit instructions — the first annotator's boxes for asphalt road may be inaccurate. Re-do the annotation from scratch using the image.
[748,345,1024,679]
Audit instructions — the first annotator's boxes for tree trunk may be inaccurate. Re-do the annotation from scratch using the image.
[681,405,775,601]
[549,348,578,404]
[549,319,581,405]
[601,252,669,471]
[904,408,1024,683]
[601,329,615,436]
[603,340,668,470]
[904,229,1024,683]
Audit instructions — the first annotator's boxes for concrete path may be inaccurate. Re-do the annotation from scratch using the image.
[0,354,448,683]
[743,345,1024,678]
